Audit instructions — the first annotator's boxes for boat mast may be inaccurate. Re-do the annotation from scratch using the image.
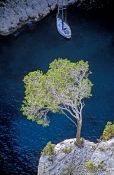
[57,0,59,17]
[57,0,69,29]
[62,0,64,30]
[65,0,67,23]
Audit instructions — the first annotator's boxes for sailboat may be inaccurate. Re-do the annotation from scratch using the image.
[56,0,71,39]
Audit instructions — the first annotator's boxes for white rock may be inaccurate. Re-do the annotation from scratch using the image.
[38,138,114,175]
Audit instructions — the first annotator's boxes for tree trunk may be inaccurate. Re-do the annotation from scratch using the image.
[76,119,82,145]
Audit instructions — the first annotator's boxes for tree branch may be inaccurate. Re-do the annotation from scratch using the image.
[61,110,77,127]
[61,105,79,120]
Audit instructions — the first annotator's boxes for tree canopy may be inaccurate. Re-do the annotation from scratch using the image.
[21,58,93,129]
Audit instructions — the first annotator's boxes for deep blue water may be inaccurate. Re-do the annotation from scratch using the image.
[0,8,114,175]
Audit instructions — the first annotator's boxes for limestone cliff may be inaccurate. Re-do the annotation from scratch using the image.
[38,138,114,175]
[0,0,112,36]
[0,0,76,36]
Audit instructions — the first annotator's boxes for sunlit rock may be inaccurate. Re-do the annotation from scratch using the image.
[38,138,114,175]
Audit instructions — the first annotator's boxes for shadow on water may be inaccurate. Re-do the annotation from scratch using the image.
[0,7,114,175]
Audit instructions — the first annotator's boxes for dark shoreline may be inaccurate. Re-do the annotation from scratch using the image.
[0,5,114,41]
[0,0,114,37]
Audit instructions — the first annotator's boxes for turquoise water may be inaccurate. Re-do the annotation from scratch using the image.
[0,9,114,175]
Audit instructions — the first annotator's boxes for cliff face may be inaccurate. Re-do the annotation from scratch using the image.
[0,0,112,36]
[0,0,76,36]
[38,138,114,175]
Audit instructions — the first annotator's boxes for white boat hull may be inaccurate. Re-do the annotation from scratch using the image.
[56,17,71,39]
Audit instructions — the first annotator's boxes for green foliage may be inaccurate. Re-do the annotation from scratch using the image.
[36,119,49,127]
[101,122,114,140]
[80,137,84,144]
[21,58,92,125]
[85,161,104,173]
[85,161,98,173]
[99,147,107,152]
[62,147,72,154]
[41,142,55,156]
[74,137,84,146]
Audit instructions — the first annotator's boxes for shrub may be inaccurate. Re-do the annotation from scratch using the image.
[85,161,104,173]
[42,141,55,156]
[85,161,98,173]
[101,122,114,140]
[80,137,84,144]
[99,147,107,152]
[74,137,84,146]
[62,147,72,154]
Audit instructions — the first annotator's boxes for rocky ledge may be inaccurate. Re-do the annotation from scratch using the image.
[0,0,112,36]
[38,138,114,175]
